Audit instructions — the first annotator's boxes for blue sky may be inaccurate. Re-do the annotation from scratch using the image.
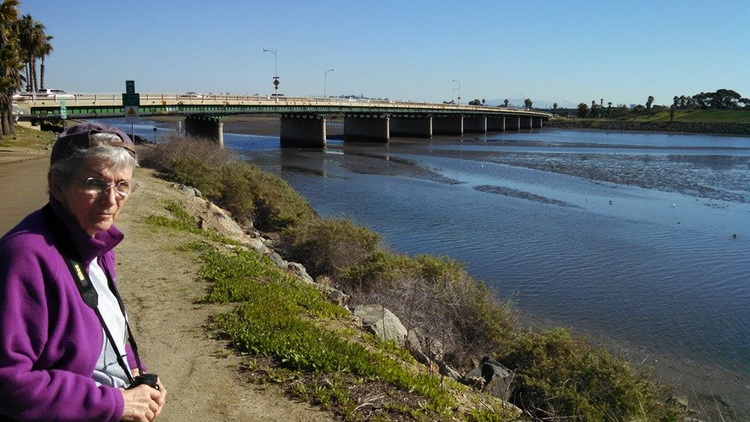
[18,0,750,107]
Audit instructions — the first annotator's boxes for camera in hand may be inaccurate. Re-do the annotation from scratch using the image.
[128,373,159,390]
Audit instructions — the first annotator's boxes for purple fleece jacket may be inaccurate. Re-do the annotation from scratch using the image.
[0,200,137,421]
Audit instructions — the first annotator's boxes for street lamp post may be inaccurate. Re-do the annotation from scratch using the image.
[452,79,461,105]
[324,69,334,98]
[262,48,279,101]
[452,87,459,104]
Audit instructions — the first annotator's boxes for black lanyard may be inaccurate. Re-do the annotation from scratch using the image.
[41,204,144,384]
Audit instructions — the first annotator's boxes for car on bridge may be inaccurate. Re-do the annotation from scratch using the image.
[11,91,33,101]
[35,89,75,100]
[11,103,24,122]
[180,91,203,98]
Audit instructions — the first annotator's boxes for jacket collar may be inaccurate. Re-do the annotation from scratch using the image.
[48,198,124,265]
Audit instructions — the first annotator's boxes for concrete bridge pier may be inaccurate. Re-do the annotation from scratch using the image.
[533,116,544,129]
[433,115,463,135]
[520,116,533,129]
[390,115,432,138]
[487,116,505,132]
[506,116,521,130]
[344,114,390,142]
[463,116,487,133]
[184,115,224,148]
[280,114,327,148]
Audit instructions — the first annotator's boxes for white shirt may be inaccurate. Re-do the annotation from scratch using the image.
[88,258,131,387]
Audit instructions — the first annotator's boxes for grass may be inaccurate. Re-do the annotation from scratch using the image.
[148,202,514,421]
[0,124,55,149]
[554,108,750,124]
[649,109,750,123]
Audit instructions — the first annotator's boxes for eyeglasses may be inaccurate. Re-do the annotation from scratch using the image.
[79,177,135,198]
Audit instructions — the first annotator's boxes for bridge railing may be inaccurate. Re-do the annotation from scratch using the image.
[14,93,551,119]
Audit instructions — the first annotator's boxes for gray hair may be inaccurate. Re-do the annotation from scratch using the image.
[49,132,138,188]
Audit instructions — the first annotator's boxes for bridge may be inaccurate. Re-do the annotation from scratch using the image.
[14,93,552,147]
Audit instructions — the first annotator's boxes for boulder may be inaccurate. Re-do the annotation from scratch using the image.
[463,356,516,401]
[246,237,266,253]
[439,362,462,381]
[269,252,285,268]
[320,285,350,307]
[287,262,314,283]
[177,184,202,198]
[353,304,408,347]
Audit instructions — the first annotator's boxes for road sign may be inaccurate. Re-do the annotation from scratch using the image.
[122,93,140,107]
[125,105,139,124]
[60,99,67,120]
[126,80,135,94]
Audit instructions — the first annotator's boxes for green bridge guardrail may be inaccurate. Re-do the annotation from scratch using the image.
[15,94,551,121]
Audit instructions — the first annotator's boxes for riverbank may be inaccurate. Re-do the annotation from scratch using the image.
[545,118,750,136]
[3,121,747,420]
[178,116,748,421]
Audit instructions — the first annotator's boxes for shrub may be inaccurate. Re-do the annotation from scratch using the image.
[496,329,682,421]
[217,161,257,226]
[140,134,234,198]
[280,217,382,279]
[140,134,314,230]
[344,252,516,366]
[226,163,315,231]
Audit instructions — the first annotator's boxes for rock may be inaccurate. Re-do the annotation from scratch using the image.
[246,237,266,252]
[420,334,444,362]
[269,252,285,268]
[464,366,483,384]
[352,304,407,347]
[406,330,421,353]
[439,362,462,381]
[320,285,350,307]
[463,356,516,401]
[287,262,314,283]
[177,184,201,197]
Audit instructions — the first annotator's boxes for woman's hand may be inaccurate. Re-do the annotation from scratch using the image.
[154,377,167,417]
[119,384,164,421]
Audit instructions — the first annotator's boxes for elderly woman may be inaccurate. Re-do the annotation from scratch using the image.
[0,123,166,421]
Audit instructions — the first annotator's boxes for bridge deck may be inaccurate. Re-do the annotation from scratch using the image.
[14,94,551,121]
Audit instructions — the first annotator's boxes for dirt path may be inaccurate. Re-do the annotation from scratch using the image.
[0,151,49,235]
[0,149,332,421]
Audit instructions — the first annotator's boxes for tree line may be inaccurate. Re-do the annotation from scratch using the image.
[1,0,52,137]
[671,89,749,110]
[567,89,749,119]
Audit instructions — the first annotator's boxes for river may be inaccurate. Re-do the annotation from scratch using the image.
[104,118,750,417]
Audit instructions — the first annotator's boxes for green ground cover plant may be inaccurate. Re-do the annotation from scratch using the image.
[149,204,514,420]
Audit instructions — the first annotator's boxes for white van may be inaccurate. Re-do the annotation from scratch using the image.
[35,89,75,100]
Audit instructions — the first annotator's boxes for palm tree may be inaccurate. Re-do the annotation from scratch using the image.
[38,34,52,90]
[18,14,46,92]
[646,95,654,110]
[0,0,23,137]
[15,14,32,91]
